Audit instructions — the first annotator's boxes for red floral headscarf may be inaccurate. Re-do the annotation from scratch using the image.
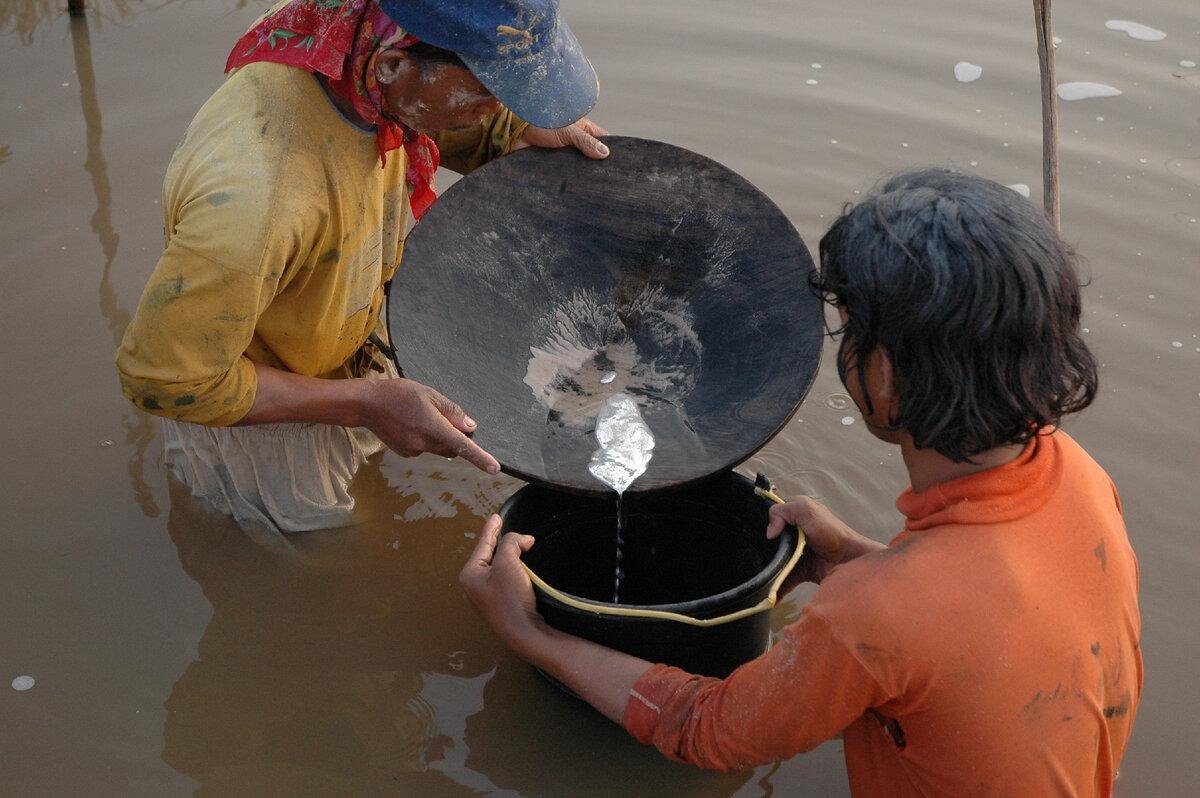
[227,0,440,219]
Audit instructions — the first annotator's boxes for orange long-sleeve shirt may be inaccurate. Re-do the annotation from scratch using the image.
[624,430,1142,796]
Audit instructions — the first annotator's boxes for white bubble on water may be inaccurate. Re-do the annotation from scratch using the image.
[1082,328,1090,334]
[1096,116,1105,122]
[1053,36,1063,46]
[1138,158,1148,164]
[811,63,822,69]
[954,62,983,83]
[969,160,979,167]
[1181,60,1197,68]
[600,371,616,384]
[1104,20,1166,41]
[825,393,852,410]
[830,139,838,144]
[1006,183,1031,198]
[391,540,400,550]
[1171,341,1183,348]
[840,416,855,426]
[1057,82,1122,101]
[1148,294,1156,299]
[901,142,909,148]
[11,676,34,691]
[806,79,819,85]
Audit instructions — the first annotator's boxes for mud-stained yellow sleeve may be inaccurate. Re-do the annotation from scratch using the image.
[430,107,530,174]
[115,240,284,426]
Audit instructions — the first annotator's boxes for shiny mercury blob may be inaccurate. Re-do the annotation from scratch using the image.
[588,393,655,493]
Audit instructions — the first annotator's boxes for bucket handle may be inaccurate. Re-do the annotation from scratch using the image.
[518,486,806,627]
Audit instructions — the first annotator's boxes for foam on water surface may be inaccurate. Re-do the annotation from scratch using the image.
[11,675,35,691]
[588,393,655,494]
[1105,20,1166,41]
[1057,82,1122,101]
[1007,183,1031,198]
[954,62,983,83]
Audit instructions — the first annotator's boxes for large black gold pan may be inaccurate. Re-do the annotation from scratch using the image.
[386,136,822,493]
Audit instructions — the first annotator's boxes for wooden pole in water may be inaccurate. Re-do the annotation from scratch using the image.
[68,0,86,17]
[1033,0,1060,231]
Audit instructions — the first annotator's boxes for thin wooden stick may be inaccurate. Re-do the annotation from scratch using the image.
[1033,0,1060,230]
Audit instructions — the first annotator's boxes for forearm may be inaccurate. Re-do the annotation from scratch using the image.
[512,622,654,724]
[235,361,371,428]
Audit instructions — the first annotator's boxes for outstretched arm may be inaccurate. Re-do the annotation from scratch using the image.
[460,515,889,771]
[459,516,650,721]
[432,111,609,173]
[240,363,500,474]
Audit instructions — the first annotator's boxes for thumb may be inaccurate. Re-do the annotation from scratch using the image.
[766,504,787,540]
[430,390,476,433]
[571,125,609,159]
[468,515,503,567]
[496,529,535,563]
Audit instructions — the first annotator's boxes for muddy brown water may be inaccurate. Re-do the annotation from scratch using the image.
[1,0,1197,794]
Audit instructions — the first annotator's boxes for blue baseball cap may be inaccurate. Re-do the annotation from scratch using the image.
[379,0,599,129]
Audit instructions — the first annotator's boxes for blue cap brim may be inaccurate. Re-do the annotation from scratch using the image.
[458,18,598,129]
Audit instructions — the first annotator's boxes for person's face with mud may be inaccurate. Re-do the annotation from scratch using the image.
[375,47,502,133]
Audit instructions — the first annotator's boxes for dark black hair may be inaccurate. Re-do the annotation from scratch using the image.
[404,41,467,70]
[813,168,1098,462]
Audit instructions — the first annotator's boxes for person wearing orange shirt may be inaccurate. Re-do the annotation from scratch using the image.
[461,168,1142,795]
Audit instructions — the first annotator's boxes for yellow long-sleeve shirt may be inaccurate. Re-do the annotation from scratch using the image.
[116,60,526,426]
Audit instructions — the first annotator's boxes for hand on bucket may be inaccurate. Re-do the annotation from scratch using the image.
[767,497,886,589]
[460,515,545,655]
[460,514,656,723]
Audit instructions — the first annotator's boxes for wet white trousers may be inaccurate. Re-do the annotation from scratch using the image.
[162,363,396,533]
[163,419,385,532]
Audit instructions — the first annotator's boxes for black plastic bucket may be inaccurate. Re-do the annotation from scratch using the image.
[498,471,800,678]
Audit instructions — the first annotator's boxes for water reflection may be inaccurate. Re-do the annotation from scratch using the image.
[380,454,522,522]
[465,661,753,796]
[161,455,756,794]
[2,0,258,43]
[160,464,515,792]
[69,12,160,517]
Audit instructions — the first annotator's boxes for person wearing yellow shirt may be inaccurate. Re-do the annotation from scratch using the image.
[116,0,608,531]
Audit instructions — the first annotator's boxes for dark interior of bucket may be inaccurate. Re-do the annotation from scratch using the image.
[506,474,779,607]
